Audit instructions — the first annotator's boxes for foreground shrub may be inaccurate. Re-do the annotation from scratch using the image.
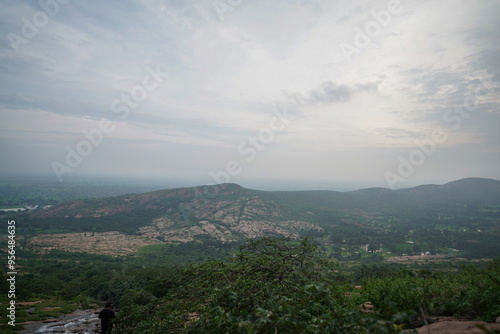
[114,237,500,333]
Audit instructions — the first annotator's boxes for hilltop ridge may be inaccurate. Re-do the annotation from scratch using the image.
[21,178,500,259]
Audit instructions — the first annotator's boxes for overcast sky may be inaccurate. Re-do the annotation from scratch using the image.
[0,0,499,189]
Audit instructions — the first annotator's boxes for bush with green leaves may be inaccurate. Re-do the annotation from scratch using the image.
[114,236,406,333]
[360,259,500,325]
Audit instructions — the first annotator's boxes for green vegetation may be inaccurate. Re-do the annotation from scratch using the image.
[5,178,500,260]
[1,236,499,332]
[1,178,500,331]
[111,237,500,333]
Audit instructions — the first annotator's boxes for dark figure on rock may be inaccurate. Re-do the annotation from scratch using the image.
[98,302,115,334]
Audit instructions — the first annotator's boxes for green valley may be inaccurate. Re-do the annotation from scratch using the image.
[1,177,500,332]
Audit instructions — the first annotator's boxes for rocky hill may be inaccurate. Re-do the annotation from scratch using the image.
[25,178,500,258]
[31,183,323,243]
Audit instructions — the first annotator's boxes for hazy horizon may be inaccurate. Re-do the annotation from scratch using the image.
[1,172,497,193]
[1,1,499,189]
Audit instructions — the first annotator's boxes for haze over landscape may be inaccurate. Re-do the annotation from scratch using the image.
[1,0,499,190]
[2,3,500,331]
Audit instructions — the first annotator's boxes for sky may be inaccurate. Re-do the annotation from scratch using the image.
[0,0,499,190]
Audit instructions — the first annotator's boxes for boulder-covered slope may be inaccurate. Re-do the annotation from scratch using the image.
[29,178,500,244]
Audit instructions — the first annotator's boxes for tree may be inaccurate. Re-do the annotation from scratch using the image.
[114,237,404,333]
[186,236,336,314]
[235,236,333,283]
[428,243,437,255]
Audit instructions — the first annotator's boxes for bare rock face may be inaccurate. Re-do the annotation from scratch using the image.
[20,309,100,333]
[407,317,500,334]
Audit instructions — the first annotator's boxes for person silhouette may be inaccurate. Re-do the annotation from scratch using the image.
[98,302,115,334]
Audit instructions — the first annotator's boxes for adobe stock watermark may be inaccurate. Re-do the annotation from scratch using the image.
[51,64,168,182]
[213,0,243,21]
[6,220,17,327]
[178,105,294,223]
[384,78,496,189]
[7,0,70,53]
[339,0,403,64]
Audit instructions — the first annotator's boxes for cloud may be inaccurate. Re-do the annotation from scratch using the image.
[303,81,379,104]
[474,49,500,82]
[0,0,499,185]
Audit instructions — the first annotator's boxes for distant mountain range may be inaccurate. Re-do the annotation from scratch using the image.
[27,178,500,253]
